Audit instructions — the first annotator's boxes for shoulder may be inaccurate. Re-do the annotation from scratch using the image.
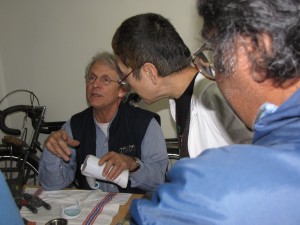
[170,144,295,188]
[122,103,152,114]
[70,107,93,127]
[70,107,93,134]
[192,78,234,118]
[71,107,93,120]
[193,73,217,95]
[120,103,160,124]
[132,144,300,224]
[192,74,225,108]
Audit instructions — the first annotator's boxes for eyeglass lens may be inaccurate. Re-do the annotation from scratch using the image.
[85,74,118,85]
[193,49,216,80]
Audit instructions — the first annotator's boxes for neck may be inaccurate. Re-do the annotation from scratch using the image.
[255,78,300,106]
[93,102,120,123]
[247,78,300,129]
[161,66,198,99]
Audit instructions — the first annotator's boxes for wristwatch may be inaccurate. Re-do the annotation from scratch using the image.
[129,157,141,173]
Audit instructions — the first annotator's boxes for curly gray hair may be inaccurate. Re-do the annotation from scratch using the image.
[85,52,131,99]
[197,0,300,85]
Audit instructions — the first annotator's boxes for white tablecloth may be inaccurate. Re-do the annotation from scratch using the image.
[21,188,131,225]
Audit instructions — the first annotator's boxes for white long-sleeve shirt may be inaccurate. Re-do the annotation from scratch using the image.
[169,73,252,158]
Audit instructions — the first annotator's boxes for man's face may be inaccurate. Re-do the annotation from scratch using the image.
[116,57,158,104]
[86,62,125,111]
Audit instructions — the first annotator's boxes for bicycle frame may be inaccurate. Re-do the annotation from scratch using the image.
[0,105,46,185]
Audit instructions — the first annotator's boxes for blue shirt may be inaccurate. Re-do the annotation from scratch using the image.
[39,118,168,193]
[0,172,24,225]
[130,89,300,225]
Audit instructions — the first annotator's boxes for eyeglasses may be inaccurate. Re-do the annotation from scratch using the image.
[192,42,216,81]
[85,74,120,85]
[118,69,134,85]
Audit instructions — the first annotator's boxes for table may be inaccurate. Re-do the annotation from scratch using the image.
[21,188,143,225]
[111,194,143,225]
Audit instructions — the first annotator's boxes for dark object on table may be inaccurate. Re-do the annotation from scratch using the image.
[21,199,38,214]
[23,193,52,210]
[45,218,68,225]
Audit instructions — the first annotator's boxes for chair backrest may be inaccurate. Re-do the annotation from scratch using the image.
[165,138,180,160]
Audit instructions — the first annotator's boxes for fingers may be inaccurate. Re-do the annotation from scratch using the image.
[44,130,79,161]
[60,131,80,147]
[46,139,70,161]
[99,152,133,181]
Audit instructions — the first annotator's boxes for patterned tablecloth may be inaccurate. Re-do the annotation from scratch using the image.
[21,188,131,225]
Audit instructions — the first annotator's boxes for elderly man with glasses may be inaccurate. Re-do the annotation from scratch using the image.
[112,13,252,159]
[39,52,168,193]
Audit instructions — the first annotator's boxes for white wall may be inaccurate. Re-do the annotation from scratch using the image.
[0,0,203,140]
[0,52,6,104]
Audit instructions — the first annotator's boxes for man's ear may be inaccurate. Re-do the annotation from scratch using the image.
[118,88,126,98]
[246,33,272,83]
[143,63,159,85]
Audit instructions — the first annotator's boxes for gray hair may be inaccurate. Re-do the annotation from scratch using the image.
[197,0,300,85]
[85,52,131,95]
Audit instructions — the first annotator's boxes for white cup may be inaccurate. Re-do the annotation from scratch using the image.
[81,154,129,189]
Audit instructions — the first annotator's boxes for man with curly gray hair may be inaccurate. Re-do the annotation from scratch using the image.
[130,0,300,224]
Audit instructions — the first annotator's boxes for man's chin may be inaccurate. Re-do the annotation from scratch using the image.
[89,101,104,108]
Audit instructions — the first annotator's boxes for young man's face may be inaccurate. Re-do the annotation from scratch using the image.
[116,57,160,104]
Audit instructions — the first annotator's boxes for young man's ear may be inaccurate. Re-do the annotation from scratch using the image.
[143,63,159,85]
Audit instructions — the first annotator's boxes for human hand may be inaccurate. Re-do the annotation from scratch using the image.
[98,152,138,181]
[44,129,80,161]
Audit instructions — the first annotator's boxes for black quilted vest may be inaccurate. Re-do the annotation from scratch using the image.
[70,102,159,193]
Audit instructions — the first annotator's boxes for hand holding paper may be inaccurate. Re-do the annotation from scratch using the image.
[81,155,129,189]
